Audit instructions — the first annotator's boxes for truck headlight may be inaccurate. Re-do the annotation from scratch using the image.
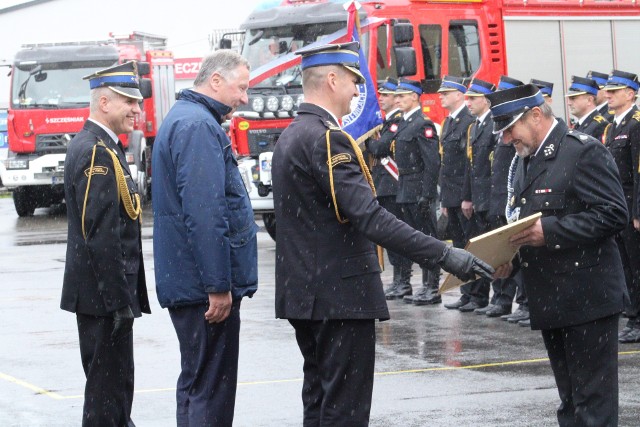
[5,158,29,170]
[296,94,304,107]
[281,95,294,111]
[266,96,279,112]
[251,97,265,113]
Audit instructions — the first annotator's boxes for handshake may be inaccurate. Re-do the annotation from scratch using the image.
[437,246,494,282]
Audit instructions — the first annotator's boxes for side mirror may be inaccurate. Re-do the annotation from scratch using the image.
[394,47,417,77]
[394,23,414,45]
[219,38,232,50]
[139,78,152,99]
[137,62,150,76]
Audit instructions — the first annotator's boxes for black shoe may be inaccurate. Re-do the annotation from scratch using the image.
[386,284,412,300]
[486,305,511,318]
[444,298,469,310]
[619,327,640,343]
[518,318,531,327]
[506,308,530,323]
[459,301,487,313]
[474,304,495,315]
[384,283,398,297]
[413,293,442,306]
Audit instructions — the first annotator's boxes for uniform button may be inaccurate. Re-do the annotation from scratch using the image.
[574,262,579,267]
[522,262,528,267]
[545,201,550,207]
[554,245,560,250]
[521,198,527,204]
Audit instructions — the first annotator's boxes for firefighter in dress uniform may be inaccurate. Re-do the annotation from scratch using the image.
[491,84,627,426]
[61,61,150,427]
[602,70,640,344]
[365,77,413,298]
[587,70,615,122]
[271,41,493,426]
[462,78,516,318]
[565,76,609,142]
[385,78,442,304]
[438,76,487,312]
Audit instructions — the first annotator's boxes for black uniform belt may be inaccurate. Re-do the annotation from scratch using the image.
[398,166,422,174]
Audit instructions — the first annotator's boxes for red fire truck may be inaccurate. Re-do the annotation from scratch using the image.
[225,0,640,239]
[2,31,175,216]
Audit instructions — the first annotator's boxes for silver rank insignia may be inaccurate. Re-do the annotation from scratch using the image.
[510,195,515,207]
[543,144,555,157]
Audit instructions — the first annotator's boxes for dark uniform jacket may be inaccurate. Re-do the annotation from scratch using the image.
[393,109,440,204]
[574,109,608,143]
[511,121,627,330]
[272,103,447,320]
[61,120,150,317]
[462,114,497,213]
[489,137,515,218]
[439,106,475,207]
[603,105,640,219]
[365,109,402,198]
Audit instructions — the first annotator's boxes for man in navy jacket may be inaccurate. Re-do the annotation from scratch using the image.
[152,50,258,427]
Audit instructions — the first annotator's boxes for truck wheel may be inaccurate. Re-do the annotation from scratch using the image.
[127,130,148,202]
[13,187,37,217]
[262,212,276,241]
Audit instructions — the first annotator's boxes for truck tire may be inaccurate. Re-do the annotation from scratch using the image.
[13,187,37,217]
[127,130,148,202]
[262,212,276,241]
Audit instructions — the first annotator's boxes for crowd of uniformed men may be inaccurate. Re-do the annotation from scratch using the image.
[365,69,640,344]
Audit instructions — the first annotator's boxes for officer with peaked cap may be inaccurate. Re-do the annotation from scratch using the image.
[462,78,517,318]
[385,78,442,305]
[365,77,413,300]
[530,78,554,104]
[587,70,615,121]
[61,60,150,426]
[602,69,640,344]
[490,84,627,426]
[565,75,609,141]
[437,75,486,312]
[272,42,493,425]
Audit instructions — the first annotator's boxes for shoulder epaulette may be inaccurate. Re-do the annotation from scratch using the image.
[632,111,640,122]
[566,130,590,144]
[324,119,341,131]
[593,115,606,124]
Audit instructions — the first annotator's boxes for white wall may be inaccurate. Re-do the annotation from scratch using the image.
[0,0,264,107]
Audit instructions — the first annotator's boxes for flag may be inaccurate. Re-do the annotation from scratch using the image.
[341,1,383,143]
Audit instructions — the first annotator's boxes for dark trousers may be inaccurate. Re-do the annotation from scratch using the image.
[77,314,136,427]
[289,319,376,427]
[615,224,640,319]
[541,314,619,427]
[169,301,241,427]
[378,195,411,268]
[459,210,491,304]
[445,206,468,249]
[400,201,440,283]
[486,214,517,307]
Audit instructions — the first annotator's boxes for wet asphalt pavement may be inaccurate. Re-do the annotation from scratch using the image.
[0,196,638,426]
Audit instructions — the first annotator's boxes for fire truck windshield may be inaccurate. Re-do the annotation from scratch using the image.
[242,22,345,88]
[11,64,114,109]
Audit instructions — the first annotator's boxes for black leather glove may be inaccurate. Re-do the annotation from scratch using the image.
[437,246,494,282]
[111,305,134,342]
[418,197,432,216]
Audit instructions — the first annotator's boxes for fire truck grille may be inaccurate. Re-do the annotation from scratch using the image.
[247,129,282,155]
[36,133,78,154]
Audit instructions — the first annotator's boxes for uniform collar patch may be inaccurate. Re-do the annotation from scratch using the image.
[543,143,555,157]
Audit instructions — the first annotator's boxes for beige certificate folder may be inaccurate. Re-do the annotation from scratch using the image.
[438,212,542,294]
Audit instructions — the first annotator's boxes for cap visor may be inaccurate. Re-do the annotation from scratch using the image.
[492,112,524,134]
[109,86,143,100]
[603,84,628,91]
[344,66,365,84]
[437,87,458,93]
[378,88,395,94]
[565,91,587,98]
[465,92,485,97]
[394,89,414,95]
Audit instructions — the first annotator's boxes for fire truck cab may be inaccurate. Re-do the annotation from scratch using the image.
[2,32,175,216]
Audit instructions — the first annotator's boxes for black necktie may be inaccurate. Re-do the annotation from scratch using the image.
[474,119,482,139]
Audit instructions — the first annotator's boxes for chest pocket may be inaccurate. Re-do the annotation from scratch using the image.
[608,135,629,150]
[530,192,565,212]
